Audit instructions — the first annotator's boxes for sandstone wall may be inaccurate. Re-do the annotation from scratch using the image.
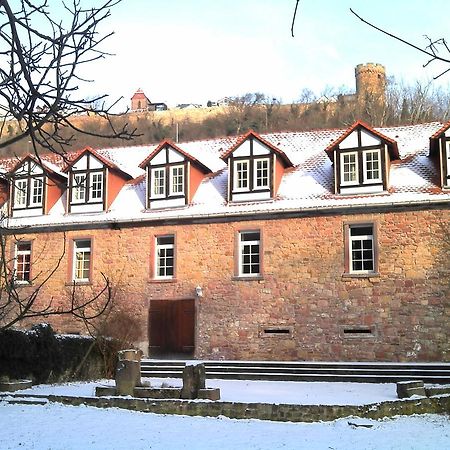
[8,207,450,361]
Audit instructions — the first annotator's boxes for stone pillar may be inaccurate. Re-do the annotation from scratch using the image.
[115,349,143,395]
[181,363,206,399]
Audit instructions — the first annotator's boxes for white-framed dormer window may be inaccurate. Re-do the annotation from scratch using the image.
[14,241,31,283]
[169,165,184,195]
[233,160,249,191]
[73,239,91,282]
[363,149,381,183]
[151,167,166,198]
[89,172,103,201]
[72,173,87,203]
[349,225,375,274]
[14,179,28,207]
[155,235,174,279]
[238,230,261,277]
[254,158,270,189]
[30,178,43,206]
[341,152,358,185]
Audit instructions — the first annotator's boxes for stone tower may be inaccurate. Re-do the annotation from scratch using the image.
[355,63,386,106]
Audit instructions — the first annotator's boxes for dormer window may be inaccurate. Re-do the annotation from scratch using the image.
[139,140,211,210]
[429,121,450,189]
[221,131,293,203]
[9,155,66,218]
[325,121,399,195]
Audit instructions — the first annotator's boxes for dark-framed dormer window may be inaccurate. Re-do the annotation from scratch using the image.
[139,140,212,210]
[67,151,106,213]
[11,159,46,215]
[221,131,293,203]
[150,164,186,200]
[326,121,399,196]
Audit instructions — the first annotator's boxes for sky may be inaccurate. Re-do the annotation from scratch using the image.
[75,0,450,110]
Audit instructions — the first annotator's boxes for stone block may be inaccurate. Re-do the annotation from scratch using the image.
[397,380,425,398]
[198,388,221,401]
[181,363,206,399]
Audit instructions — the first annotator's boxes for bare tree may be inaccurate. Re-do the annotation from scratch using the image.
[0,0,138,158]
[0,1,135,332]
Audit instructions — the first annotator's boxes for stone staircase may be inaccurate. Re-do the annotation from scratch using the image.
[140,360,450,384]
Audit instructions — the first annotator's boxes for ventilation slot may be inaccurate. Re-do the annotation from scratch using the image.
[259,326,293,338]
[342,327,374,338]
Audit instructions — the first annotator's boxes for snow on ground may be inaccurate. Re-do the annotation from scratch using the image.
[2,378,449,449]
[14,377,399,405]
[0,402,449,450]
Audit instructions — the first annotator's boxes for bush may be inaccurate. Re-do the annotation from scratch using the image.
[0,323,108,383]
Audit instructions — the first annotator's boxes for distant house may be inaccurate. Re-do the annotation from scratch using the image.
[176,103,202,110]
[130,89,167,112]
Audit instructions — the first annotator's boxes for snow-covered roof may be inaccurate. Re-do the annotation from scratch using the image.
[2,121,449,230]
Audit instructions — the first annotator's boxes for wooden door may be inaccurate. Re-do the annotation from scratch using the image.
[148,299,195,356]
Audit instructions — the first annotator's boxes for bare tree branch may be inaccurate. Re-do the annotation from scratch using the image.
[350,8,450,79]
[291,0,300,38]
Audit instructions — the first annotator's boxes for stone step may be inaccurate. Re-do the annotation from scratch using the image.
[140,359,450,384]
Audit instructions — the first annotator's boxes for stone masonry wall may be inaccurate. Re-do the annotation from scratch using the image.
[7,207,450,361]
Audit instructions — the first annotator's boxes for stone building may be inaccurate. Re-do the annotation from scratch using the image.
[1,119,449,362]
[130,88,167,112]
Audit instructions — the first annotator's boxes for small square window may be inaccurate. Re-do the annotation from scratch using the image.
[14,241,31,283]
[155,235,175,279]
[233,160,249,191]
[341,152,358,185]
[238,230,261,277]
[151,168,166,198]
[346,224,377,275]
[73,239,91,282]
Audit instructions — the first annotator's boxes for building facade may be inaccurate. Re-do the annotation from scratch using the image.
[1,120,449,362]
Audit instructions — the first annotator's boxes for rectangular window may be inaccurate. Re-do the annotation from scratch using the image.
[14,179,28,207]
[89,172,104,201]
[151,168,166,198]
[14,241,31,283]
[233,160,249,191]
[155,235,174,279]
[72,174,87,203]
[30,178,43,206]
[170,165,184,195]
[73,239,91,282]
[349,225,375,274]
[254,158,270,189]
[341,152,358,185]
[239,230,261,276]
[363,150,381,182]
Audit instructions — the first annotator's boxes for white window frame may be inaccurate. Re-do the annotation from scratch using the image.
[29,177,44,206]
[14,241,31,284]
[363,149,382,183]
[254,158,270,190]
[169,165,184,196]
[233,160,249,192]
[238,231,261,277]
[340,152,359,186]
[349,225,375,274]
[71,173,87,203]
[14,179,28,208]
[155,235,175,279]
[89,171,104,202]
[151,167,166,198]
[73,239,91,282]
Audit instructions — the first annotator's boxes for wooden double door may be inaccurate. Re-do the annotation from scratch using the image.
[148,299,195,356]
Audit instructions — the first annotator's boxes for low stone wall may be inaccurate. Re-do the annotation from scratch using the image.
[2,392,449,423]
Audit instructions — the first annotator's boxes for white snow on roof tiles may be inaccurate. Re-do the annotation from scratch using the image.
[4,121,450,229]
